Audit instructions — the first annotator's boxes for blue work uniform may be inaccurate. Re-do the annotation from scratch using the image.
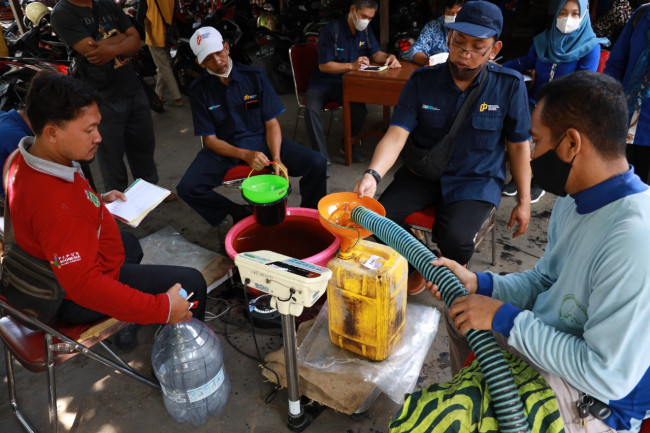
[177,62,327,226]
[304,15,381,161]
[379,62,530,264]
[309,15,380,92]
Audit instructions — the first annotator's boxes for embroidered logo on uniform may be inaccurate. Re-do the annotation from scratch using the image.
[208,105,221,110]
[359,41,365,47]
[479,102,500,112]
[85,190,101,208]
[421,105,440,111]
[244,94,258,101]
[51,252,82,268]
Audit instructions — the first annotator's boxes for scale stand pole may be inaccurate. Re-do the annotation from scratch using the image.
[281,312,312,432]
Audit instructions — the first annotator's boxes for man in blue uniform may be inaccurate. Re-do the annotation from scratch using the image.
[177,27,328,227]
[354,1,532,294]
[305,0,401,171]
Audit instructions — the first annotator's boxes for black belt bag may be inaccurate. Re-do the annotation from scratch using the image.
[402,67,488,183]
[0,149,66,325]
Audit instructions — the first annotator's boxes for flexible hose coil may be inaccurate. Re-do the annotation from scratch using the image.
[351,206,530,433]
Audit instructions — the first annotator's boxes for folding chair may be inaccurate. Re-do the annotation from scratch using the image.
[403,205,497,267]
[0,295,160,433]
[288,42,342,141]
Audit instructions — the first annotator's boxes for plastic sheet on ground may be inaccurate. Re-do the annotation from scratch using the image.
[297,302,440,405]
[139,226,219,271]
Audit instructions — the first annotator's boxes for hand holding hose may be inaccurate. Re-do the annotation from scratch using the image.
[449,295,504,335]
[427,257,478,299]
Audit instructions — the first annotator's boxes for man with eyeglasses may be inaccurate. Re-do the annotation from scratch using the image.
[354,1,532,295]
[304,0,401,174]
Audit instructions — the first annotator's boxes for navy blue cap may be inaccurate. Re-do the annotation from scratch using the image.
[445,1,503,39]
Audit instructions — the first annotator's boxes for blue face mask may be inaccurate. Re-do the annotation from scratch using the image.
[530,133,575,197]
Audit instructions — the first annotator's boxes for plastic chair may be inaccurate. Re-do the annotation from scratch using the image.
[0,295,160,433]
[403,205,497,266]
[288,42,342,141]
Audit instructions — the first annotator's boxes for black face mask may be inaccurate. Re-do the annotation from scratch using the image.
[530,134,574,197]
[448,60,483,82]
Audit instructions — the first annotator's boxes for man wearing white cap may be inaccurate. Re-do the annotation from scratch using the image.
[176,27,328,226]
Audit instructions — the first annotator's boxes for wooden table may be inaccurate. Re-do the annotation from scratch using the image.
[342,61,420,165]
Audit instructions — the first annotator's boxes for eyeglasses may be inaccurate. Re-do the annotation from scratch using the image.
[448,41,496,57]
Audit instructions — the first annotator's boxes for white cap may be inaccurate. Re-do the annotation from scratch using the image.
[190,26,224,64]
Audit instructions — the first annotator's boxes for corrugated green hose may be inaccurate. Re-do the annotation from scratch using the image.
[351,205,530,433]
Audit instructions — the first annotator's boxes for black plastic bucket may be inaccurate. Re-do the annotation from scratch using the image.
[242,184,291,226]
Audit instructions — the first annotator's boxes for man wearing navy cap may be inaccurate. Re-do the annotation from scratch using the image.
[176,27,328,227]
[354,0,532,295]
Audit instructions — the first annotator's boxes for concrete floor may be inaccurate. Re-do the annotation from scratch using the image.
[0,59,555,433]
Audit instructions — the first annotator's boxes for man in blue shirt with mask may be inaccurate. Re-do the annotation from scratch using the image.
[304,0,401,173]
[354,1,531,295]
[177,27,327,227]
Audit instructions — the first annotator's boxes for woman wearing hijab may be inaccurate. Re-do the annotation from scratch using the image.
[605,4,650,183]
[501,0,608,200]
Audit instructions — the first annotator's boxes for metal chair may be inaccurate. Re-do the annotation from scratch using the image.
[403,205,497,266]
[0,295,160,433]
[288,42,342,141]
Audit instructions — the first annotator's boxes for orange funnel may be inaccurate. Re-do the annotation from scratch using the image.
[318,192,386,257]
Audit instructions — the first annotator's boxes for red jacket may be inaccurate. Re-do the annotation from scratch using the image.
[6,142,170,324]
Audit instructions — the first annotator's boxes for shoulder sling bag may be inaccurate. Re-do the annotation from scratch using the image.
[401,66,489,183]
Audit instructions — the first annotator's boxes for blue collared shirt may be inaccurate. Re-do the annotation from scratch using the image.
[408,16,448,61]
[308,15,380,91]
[390,62,531,207]
[189,62,285,151]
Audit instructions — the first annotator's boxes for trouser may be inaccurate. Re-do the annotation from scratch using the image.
[149,45,182,101]
[304,86,367,161]
[627,143,650,184]
[97,88,159,192]
[58,232,207,323]
[378,166,494,265]
[176,139,328,226]
[443,310,615,433]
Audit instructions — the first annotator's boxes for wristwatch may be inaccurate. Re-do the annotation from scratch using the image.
[364,169,381,184]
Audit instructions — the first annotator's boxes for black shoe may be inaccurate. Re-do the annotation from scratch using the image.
[502,180,517,196]
[339,145,366,163]
[530,183,546,204]
[230,204,253,224]
[114,324,139,352]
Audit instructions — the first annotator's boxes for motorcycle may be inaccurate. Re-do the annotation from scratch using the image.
[253,5,293,95]
[0,56,69,110]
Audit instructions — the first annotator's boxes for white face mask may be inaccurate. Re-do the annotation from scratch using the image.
[556,15,582,34]
[207,55,232,78]
[443,15,456,24]
[352,11,370,31]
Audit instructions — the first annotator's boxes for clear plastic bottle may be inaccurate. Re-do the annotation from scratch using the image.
[151,318,230,426]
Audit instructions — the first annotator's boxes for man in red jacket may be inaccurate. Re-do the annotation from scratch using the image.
[5,71,206,344]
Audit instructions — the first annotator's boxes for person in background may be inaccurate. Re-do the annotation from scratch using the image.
[52,0,159,193]
[409,0,464,66]
[605,3,650,184]
[0,109,31,189]
[138,0,184,107]
[417,71,650,433]
[502,0,606,202]
[354,1,531,295]
[591,0,633,46]
[6,72,207,349]
[304,0,401,173]
[177,27,327,227]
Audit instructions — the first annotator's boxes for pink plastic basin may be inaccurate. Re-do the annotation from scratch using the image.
[225,208,340,293]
